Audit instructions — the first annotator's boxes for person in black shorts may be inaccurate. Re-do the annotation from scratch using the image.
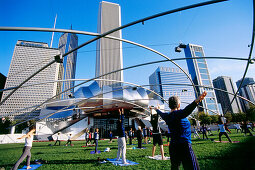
[149,107,165,160]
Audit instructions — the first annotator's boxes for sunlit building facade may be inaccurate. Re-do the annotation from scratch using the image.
[184,44,220,115]
[0,40,60,120]
[149,67,196,111]
[95,1,123,87]
[213,76,242,113]
[58,32,78,99]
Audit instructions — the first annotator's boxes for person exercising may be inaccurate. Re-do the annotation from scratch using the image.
[152,91,207,170]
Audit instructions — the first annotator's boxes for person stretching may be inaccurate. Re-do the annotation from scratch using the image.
[116,108,128,164]
[153,91,207,170]
[218,118,232,143]
[94,128,99,153]
[149,106,165,160]
[12,126,36,170]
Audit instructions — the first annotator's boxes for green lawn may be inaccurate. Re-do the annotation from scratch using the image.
[0,131,254,170]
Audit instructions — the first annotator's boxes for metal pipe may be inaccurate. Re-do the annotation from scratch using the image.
[223,0,255,115]
[0,0,228,105]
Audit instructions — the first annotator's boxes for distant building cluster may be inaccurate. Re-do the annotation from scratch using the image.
[0,0,255,127]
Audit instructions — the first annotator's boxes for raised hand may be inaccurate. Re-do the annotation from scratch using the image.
[195,91,207,103]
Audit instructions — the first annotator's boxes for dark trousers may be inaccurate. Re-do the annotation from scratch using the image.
[85,138,89,146]
[95,139,98,152]
[202,132,208,139]
[12,146,31,170]
[138,138,142,148]
[169,143,200,170]
[66,139,71,145]
[54,140,61,146]
[129,136,132,145]
[219,132,232,142]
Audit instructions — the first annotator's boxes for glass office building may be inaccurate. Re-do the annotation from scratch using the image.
[184,44,220,115]
[58,32,78,99]
[213,76,243,113]
[149,67,196,111]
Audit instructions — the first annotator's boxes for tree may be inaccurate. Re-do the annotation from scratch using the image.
[231,112,246,123]
[224,112,232,123]
[0,117,11,134]
[198,112,212,125]
[246,104,255,121]
[210,115,219,124]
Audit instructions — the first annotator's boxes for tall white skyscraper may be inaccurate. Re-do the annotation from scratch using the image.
[96,1,123,87]
[0,40,61,120]
[58,32,78,99]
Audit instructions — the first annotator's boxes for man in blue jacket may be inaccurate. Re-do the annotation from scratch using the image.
[153,91,207,170]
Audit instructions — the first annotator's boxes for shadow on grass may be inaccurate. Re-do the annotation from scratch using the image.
[199,136,255,170]
[46,159,99,165]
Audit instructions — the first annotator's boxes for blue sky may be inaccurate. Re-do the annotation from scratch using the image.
[0,0,254,90]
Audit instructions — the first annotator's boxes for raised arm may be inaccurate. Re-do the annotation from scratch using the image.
[17,128,35,139]
[179,91,207,119]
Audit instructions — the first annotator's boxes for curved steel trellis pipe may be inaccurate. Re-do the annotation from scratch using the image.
[0,0,228,106]
[2,78,254,107]
[223,0,255,115]
[11,78,167,121]
[6,75,255,120]
[0,56,251,93]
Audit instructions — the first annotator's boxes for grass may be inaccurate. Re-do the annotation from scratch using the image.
[0,131,254,170]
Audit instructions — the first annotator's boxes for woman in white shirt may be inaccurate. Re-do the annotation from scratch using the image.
[12,126,36,170]
[218,118,232,143]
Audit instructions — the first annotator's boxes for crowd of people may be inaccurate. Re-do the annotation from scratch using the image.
[12,90,254,170]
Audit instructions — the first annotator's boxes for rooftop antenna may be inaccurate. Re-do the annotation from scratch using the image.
[50,14,57,48]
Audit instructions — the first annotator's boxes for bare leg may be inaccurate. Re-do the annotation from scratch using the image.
[160,145,165,160]
[152,145,156,157]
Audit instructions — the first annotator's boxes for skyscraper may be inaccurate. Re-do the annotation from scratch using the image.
[0,40,61,120]
[236,77,255,111]
[184,43,220,115]
[236,77,254,89]
[149,67,196,111]
[213,76,242,113]
[58,32,78,99]
[240,83,255,110]
[96,1,123,87]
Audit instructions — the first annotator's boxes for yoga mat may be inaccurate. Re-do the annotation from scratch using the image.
[90,150,101,154]
[127,147,146,150]
[214,141,240,143]
[106,158,139,166]
[18,164,43,170]
[147,155,170,160]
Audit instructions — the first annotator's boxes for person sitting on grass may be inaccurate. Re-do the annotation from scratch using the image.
[12,126,36,170]
[149,106,165,160]
[218,117,232,143]
[152,91,207,170]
